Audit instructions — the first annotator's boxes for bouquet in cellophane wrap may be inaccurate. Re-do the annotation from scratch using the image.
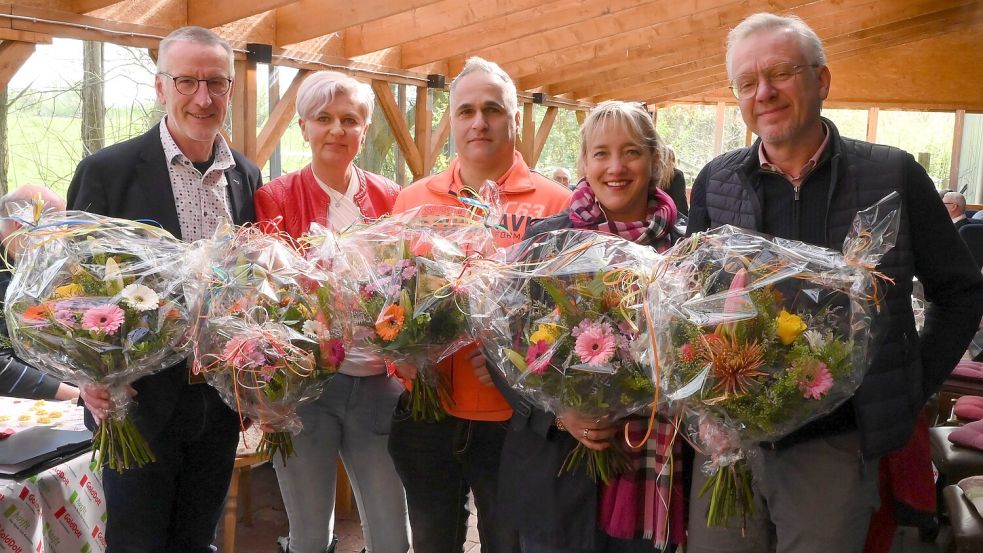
[469,229,663,482]
[648,193,901,526]
[332,204,498,422]
[191,224,346,463]
[5,208,195,471]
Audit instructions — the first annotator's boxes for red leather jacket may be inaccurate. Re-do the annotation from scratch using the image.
[254,164,400,239]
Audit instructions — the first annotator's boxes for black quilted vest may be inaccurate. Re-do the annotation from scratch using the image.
[701,119,920,459]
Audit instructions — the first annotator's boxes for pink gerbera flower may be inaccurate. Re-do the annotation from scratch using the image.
[574,324,617,366]
[326,338,346,366]
[798,360,834,400]
[223,337,267,368]
[81,304,125,334]
[525,340,552,374]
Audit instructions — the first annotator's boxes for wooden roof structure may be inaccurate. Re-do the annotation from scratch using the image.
[1,0,981,178]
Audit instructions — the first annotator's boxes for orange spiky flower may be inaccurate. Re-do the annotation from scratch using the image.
[702,332,767,400]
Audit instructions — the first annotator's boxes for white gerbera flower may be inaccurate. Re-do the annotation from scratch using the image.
[302,319,326,338]
[121,283,160,312]
[803,329,826,351]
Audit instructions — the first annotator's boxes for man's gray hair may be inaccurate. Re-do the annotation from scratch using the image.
[725,13,826,80]
[945,191,967,211]
[296,71,375,123]
[157,26,234,75]
[450,56,519,114]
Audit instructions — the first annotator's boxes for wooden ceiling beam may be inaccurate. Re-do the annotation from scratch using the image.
[71,0,125,13]
[371,80,424,178]
[634,11,983,105]
[254,69,310,169]
[1,3,171,48]
[503,0,811,84]
[399,0,653,70]
[274,0,442,47]
[541,0,976,98]
[616,2,983,103]
[0,39,34,88]
[510,0,961,88]
[344,0,542,59]
[189,0,297,30]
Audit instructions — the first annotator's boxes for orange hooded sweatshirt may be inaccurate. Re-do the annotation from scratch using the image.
[393,151,571,421]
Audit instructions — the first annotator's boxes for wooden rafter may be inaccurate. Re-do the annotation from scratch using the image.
[631,1,983,104]
[428,108,451,172]
[1,4,171,48]
[398,0,642,70]
[275,0,443,47]
[71,0,125,13]
[532,106,557,167]
[0,39,34,88]
[371,80,424,178]
[344,0,542,58]
[254,69,310,168]
[577,0,981,102]
[189,0,298,30]
[528,0,974,96]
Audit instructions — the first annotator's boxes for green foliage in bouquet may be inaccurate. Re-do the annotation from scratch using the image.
[11,251,193,471]
[503,271,654,483]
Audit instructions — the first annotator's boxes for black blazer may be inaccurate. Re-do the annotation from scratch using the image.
[66,123,262,440]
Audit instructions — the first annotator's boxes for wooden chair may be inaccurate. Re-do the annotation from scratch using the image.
[222,427,268,553]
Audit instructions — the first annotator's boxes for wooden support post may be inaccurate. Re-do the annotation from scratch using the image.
[254,70,311,169]
[950,109,966,192]
[428,109,451,173]
[575,109,586,127]
[232,59,258,161]
[415,85,432,178]
[521,102,535,165]
[866,107,879,143]
[531,106,558,168]
[0,41,36,89]
[713,101,725,156]
[371,80,423,179]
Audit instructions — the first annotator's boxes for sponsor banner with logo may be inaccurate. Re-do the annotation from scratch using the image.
[0,398,105,553]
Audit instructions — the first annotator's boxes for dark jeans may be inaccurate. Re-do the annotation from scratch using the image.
[103,384,239,553]
[388,409,519,553]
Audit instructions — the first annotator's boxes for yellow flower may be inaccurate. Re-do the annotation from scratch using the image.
[776,309,807,345]
[54,284,83,298]
[530,323,561,345]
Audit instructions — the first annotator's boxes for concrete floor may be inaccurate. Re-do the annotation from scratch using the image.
[218,462,949,553]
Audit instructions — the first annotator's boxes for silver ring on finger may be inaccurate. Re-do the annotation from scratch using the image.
[583,428,590,440]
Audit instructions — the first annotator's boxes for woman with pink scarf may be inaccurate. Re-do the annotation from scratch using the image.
[495,101,685,553]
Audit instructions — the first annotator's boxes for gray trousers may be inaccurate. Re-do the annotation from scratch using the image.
[686,432,880,553]
[273,373,410,553]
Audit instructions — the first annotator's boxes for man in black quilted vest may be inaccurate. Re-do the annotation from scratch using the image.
[686,12,983,553]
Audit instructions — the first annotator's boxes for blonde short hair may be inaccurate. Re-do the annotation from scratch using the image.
[296,71,375,124]
[578,101,667,190]
[726,13,826,80]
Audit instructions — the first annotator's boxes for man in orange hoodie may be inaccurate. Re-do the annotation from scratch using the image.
[389,57,571,553]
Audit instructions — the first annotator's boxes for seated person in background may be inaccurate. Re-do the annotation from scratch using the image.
[944,191,976,231]
[552,166,572,188]
[0,184,80,401]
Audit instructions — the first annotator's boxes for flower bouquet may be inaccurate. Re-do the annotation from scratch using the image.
[5,211,195,471]
[191,225,345,462]
[648,193,901,526]
[333,205,497,422]
[469,229,663,482]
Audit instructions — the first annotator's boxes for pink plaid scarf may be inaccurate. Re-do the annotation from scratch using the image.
[598,417,685,547]
[568,178,677,252]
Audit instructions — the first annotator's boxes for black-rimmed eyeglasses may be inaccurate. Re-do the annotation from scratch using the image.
[730,63,819,100]
[159,72,233,96]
